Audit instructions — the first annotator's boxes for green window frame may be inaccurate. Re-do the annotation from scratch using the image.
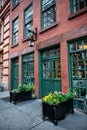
[22,53,34,85]
[12,17,18,46]
[41,0,56,29]
[69,38,87,99]
[70,0,87,13]
[13,0,19,8]
[24,4,33,39]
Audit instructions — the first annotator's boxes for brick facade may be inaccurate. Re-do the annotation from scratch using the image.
[9,0,87,97]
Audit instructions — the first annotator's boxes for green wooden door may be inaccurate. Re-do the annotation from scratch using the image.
[11,57,19,90]
[41,47,61,97]
[22,53,34,84]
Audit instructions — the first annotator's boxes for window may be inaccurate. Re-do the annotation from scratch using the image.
[69,38,87,99]
[70,0,87,13]
[22,53,34,84]
[24,4,33,39]
[13,0,19,8]
[12,17,18,46]
[41,0,56,29]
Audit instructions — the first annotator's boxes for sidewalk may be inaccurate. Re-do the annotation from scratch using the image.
[0,91,9,98]
[0,91,87,130]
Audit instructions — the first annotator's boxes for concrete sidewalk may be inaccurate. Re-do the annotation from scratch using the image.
[0,92,87,130]
[0,91,10,98]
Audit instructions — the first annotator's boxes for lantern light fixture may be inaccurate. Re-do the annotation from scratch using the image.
[27,27,37,47]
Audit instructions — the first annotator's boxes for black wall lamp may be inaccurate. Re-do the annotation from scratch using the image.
[27,27,37,47]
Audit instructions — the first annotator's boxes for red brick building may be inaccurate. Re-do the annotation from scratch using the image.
[9,0,87,109]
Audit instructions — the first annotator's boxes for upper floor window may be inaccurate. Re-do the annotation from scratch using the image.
[41,0,56,29]
[70,0,87,13]
[12,17,18,46]
[13,0,19,8]
[24,4,33,39]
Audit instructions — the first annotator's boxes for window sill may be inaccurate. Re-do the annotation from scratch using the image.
[22,36,30,43]
[11,43,18,48]
[39,22,58,34]
[12,2,20,11]
[68,7,87,20]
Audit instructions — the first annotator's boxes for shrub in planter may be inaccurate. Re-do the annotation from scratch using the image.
[42,89,76,125]
[10,84,35,104]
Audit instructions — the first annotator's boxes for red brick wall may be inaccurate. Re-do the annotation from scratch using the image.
[61,42,69,94]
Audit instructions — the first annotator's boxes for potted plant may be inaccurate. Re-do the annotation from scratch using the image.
[10,84,35,104]
[42,89,76,125]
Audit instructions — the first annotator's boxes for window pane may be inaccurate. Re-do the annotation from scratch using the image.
[43,61,50,79]
[72,0,87,13]
[13,0,19,7]
[77,41,83,50]
[24,4,33,38]
[52,60,61,79]
[84,40,87,49]
[70,43,76,51]
[42,0,56,28]
[12,18,18,45]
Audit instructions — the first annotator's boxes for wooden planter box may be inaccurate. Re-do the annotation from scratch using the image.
[42,99,74,125]
[10,91,32,104]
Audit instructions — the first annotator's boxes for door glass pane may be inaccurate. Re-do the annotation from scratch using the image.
[52,60,61,79]
[42,48,60,58]
[23,53,34,84]
[43,61,50,79]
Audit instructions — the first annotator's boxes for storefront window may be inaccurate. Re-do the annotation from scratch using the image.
[70,38,87,98]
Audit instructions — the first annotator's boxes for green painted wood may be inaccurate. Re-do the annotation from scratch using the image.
[11,57,19,90]
[22,53,34,85]
[40,47,61,97]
